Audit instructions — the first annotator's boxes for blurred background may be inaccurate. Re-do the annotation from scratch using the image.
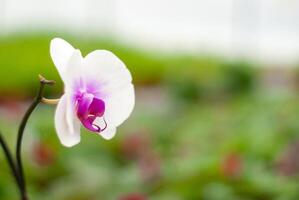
[1,0,299,199]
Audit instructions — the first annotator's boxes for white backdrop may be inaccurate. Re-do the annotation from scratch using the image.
[1,0,299,65]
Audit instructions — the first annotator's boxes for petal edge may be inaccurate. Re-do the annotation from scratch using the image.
[50,38,75,81]
[55,95,81,147]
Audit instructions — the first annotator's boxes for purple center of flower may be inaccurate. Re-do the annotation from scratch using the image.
[75,92,107,132]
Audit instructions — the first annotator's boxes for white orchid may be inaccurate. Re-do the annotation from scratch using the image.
[50,38,135,147]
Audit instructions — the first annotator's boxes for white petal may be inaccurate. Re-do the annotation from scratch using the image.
[82,50,135,127]
[64,50,83,88]
[82,50,132,91]
[50,38,75,81]
[104,83,135,127]
[55,95,81,147]
[100,127,117,140]
[65,93,77,135]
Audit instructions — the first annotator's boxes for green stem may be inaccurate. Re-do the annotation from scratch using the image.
[15,75,55,200]
[0,132,22,193]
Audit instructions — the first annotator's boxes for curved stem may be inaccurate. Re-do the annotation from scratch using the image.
[16,75,55,200]
[16,86,43,198]
[0,132,22,192]
[41,97,59,105]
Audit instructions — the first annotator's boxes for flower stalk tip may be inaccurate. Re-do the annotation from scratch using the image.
[38,74,55,85]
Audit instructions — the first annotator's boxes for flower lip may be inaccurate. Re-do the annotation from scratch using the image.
[76,92,107,132]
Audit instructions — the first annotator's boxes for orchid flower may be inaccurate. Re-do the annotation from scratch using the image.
[50,38,135,147]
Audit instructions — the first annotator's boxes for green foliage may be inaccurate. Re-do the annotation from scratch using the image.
[0,34,256,98]
[1,92,299,200]
[0,34,297,200]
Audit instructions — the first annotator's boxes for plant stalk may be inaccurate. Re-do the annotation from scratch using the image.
[15,75,55,200]
[0,133,23,193]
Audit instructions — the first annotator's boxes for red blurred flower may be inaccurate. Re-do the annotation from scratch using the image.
[276,141,299,176]
[121,132,150,159]
[139,152,161,183]
[221,153,242,178]
[121,132,162,183]
[0,100,25,121]
[32,142,55,166]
